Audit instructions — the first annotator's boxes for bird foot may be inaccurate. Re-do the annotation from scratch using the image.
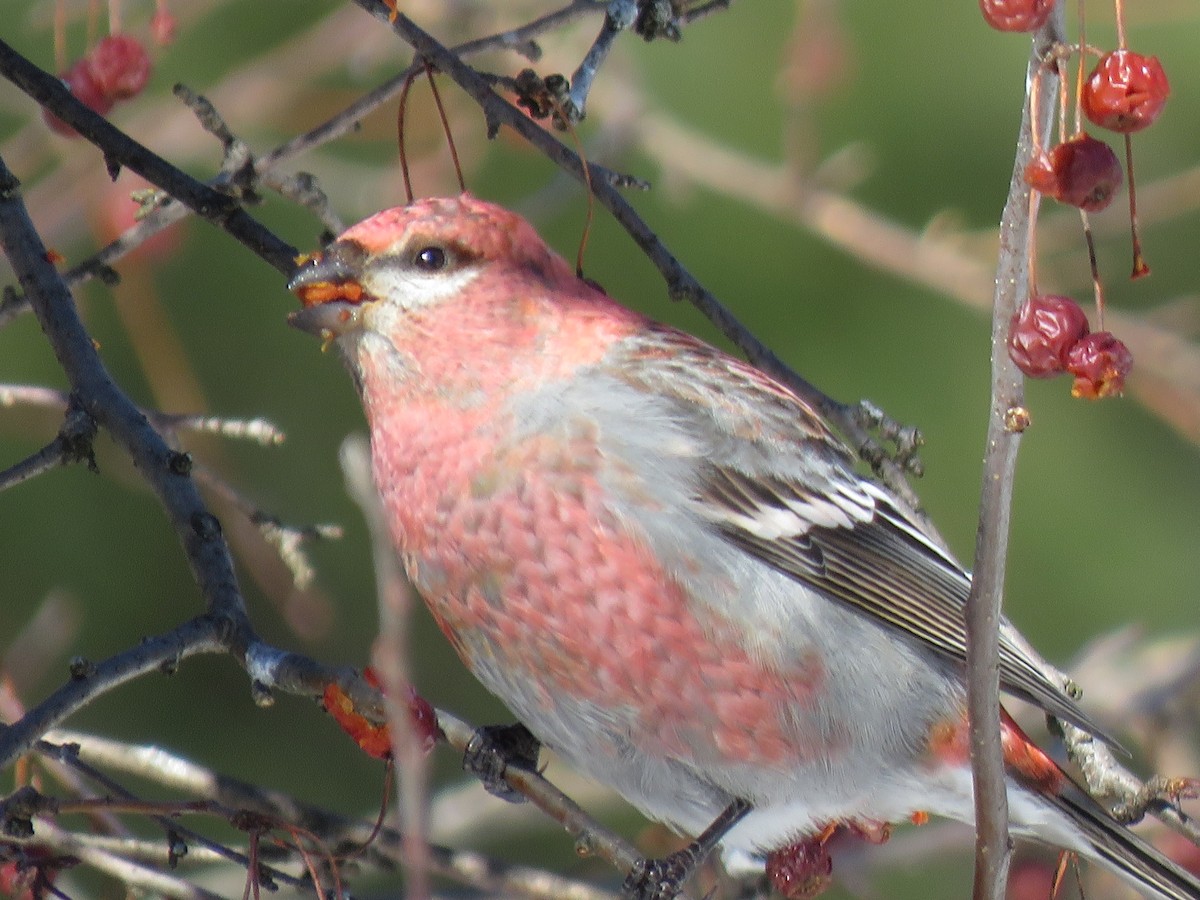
[622,798,752,900]
[1111,775,1200,824]
[621,848,697,900]
[462,722,540,803]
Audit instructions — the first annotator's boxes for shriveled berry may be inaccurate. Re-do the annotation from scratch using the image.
[87,35,152,100]
[323,680,390,759]
[1066,331,1133,399]
[766,838,834,899]
[1023,134,1122,212]
[979,0,1053,32]
[1023,151,1059,195]
[405,685,440,754]
[1083,50,1169,133]
[1008,294,1090,378]
[43,59,114,137]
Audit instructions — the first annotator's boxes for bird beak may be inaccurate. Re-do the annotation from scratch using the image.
[287,242,371,340]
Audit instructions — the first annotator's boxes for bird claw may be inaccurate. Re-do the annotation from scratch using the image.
[462,722,540,803]
[1112,775,1200,824]
[621,848,696,900]
[621,798,752,899]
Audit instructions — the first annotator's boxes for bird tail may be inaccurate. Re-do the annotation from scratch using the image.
[1037,785,1200,900]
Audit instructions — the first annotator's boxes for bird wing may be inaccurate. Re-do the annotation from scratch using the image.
[611,325,1111,742]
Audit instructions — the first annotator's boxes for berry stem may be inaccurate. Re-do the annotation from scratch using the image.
[1114,0,1128,49]
[548,94,595,278]
[1125,132,1150,279]
[108,0,123,35]
[1074,0,1086,135]
[1026,184,1042,292]
[87,0,101,47]
[1078,209,1106,329]
[53,0,66,72]
[423,64,465,194]
[395,68,420,204]
[1056,56,1069,141]
[1029,63,1047,154]
[1024,62,1049,295]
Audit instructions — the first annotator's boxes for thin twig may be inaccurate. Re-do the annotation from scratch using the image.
[341,434,433,900]
[7,822,226,900]
[41,729,620,900]
[0,615,227,770]
[0,1,610,326]
[39,742,308,890]
[192,462,343,591]
[566,0,637,122]
[0,40,298,273]
[966,11,1065,900]
[0,383,287,445]
[153,413,286,445]
[0,153,257,643]
[0,439,71,491]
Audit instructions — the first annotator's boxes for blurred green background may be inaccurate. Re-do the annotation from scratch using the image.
[2,0,1198,895]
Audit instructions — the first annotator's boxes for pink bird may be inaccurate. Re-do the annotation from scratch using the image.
[289,194,1199,899]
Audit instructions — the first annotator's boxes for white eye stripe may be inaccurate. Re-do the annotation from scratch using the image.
[363,264,481,311]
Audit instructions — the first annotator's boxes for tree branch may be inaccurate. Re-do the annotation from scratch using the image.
[0,153,254,638]
[0,40,297,273]
[966,10,1065,899]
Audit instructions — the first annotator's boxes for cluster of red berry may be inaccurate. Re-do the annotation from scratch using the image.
[43,4,175,139]
[980,0,1169,400]
[1008,293,1133,399]
[1023,48,1168,221]
[44,35,152,137]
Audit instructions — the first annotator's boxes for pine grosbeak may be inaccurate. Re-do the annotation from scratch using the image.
[289,194,1199,899]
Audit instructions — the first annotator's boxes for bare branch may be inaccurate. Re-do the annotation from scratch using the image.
[0,616,226,770]
[565,0,638,123]
[0,383,287,446]
[193,462,343,591]
[966,12,1066,899]
[8,821,225,900]
[37,741,308,891]
[0,402,96,492]
[0,153,255,637]
[0,40,298,273]
[38,729,621,900]
[0,1,612,327]
[341,434,434,900]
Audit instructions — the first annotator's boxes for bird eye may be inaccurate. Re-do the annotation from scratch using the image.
[413,245,447,272]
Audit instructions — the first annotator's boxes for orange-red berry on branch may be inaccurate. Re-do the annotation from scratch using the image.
[44,35,152,138]
[979,0,1053,32]
[321,668,439,759]
[1024,133,1122,212]
[1083,50,1170,134]
[1008,294,1090,379]
[87,35,152,100]
[43,59,114,136]
[766,837,833,899]
[1066,331,1133,399]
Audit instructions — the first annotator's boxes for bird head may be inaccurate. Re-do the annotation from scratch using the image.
[287,193,579,346]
